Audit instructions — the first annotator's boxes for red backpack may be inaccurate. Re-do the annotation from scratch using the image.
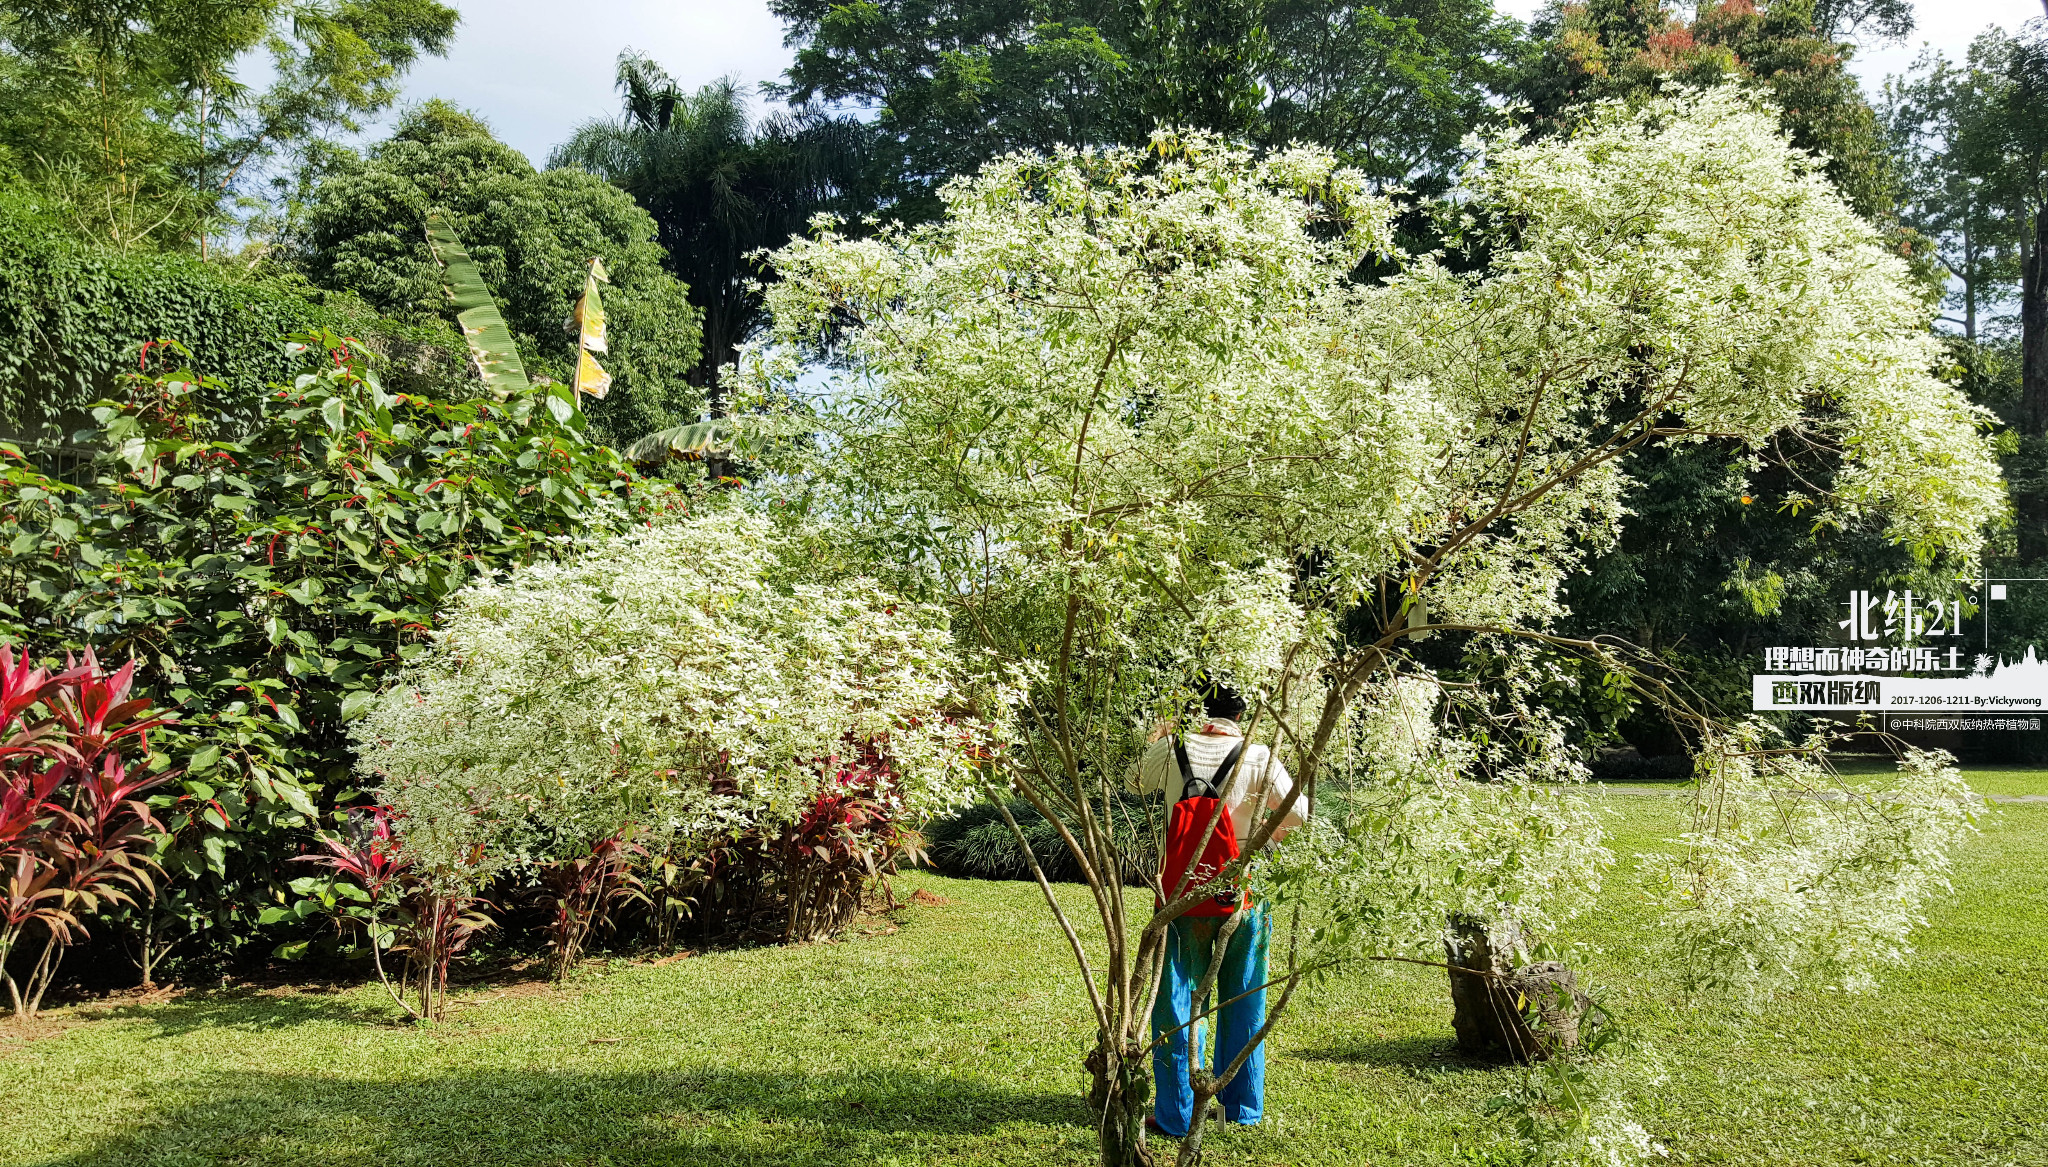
[1158,736,1247,918]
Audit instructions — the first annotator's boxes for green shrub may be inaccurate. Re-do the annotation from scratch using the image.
[0,331,679,981]
[926,796,1155,886]
[0,182,458,437]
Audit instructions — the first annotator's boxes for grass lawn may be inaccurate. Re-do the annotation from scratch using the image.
[0,772,2042,1167]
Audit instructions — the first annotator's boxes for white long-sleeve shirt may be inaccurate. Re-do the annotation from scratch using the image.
[1130,719,1306,850]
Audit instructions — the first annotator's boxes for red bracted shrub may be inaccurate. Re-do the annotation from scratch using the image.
[296,805,491,1021]
[679,736,926,946]
[0,647,172,1019]
[534,832,647,980]
[764,737,925,944]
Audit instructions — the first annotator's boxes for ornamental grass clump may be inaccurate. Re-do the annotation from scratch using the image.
[353,511,996,951]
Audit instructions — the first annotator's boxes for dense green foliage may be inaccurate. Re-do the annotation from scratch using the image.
[0,0,457,251]
[771,0,1522,216]
[0,183,458,437]
[291,102,706,441]
[0,332,672,978]
[1260,0,1524,190]
[552,57,872,403]
[1556,444,1967,752]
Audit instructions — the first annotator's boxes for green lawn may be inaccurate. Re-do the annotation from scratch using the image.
[1945,767,2048,799]
[1,772,2042,1167]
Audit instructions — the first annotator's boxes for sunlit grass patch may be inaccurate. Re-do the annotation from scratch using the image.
[0,784,2041,1166]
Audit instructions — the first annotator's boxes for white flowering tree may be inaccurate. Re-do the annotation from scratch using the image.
[732,86,1998,1167]
[353,512,992,898]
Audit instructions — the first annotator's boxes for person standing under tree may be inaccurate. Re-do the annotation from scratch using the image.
[1129,683,1307,1137]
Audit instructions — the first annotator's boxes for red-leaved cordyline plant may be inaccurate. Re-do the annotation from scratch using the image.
[614,735,930,948]
[768,737,924,944]
[297,806,416,1015]
[0,647,173,1019]
[403,877,494,1022]
[535,832,646,981]
[296,805,492,1021]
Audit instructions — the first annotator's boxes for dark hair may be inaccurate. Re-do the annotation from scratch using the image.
[1201,682,1246,722]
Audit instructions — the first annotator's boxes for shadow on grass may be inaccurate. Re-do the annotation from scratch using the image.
[101,988,399,1037]
[1289,1033,1501,1073]
[37,1066,1093,1166]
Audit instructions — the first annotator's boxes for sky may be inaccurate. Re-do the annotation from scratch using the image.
[381,0,2046,166]
[383,1,796,166]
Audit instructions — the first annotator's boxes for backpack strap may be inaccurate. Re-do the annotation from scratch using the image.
[1174,736,1247,803]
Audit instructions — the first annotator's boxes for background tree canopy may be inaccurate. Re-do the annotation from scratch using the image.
[770,0,1524,216]
[1881,20,2048,681]
[551,55,872,406]
[0,0,459,252]
[1513,0,1902,219]
[291,101,706,441]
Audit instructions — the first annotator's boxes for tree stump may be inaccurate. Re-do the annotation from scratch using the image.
[1443,915,1589,1063]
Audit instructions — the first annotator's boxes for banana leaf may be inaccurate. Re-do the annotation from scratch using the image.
[574,347,612,400]
[425,211,530,398]
[623,420,728,464]
[575,257,609,355]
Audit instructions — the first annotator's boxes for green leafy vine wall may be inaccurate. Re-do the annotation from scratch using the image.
[0,185,461,440]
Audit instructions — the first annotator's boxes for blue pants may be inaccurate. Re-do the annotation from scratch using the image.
[1150,904,1269,1135]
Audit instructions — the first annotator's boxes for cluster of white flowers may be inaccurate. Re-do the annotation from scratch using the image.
[1264,674,1610,959]
[726,85,1997,1015]
[1440,86,2003,567]
[352,512,996,877]
[1653,734,1981,1000]
[1347,675,1444,782]
[741,86,1998,706]
[1580,1110,1671,1167]
[1489,1041,1672,1167]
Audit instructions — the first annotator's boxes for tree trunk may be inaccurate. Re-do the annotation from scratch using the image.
[1444,915,1587,1063]
[2024,200,2047,436]
[1963,224,1978,341]
[17,931,62,1020]
[1088,1034,1156,1167]
[136,915,170,990]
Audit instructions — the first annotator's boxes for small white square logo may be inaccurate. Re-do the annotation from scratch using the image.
[1992,584,2008,600]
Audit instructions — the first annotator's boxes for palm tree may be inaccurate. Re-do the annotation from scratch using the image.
[551,52,873,412]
